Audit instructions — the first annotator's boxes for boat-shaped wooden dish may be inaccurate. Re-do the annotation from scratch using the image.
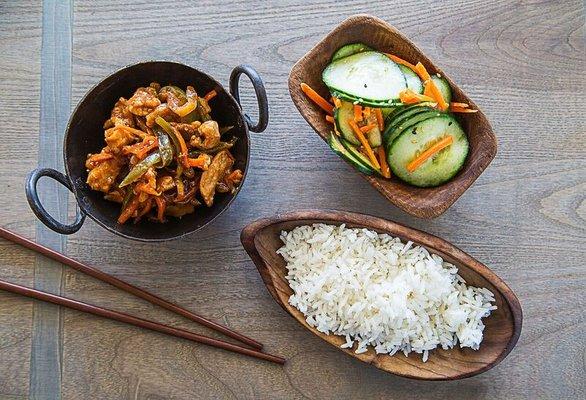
[241,210,522,380]
[288,15,497,218]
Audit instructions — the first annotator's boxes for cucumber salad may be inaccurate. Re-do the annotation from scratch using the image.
[301,43,478,187]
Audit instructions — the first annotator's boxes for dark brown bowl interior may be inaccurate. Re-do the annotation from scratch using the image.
[65,61,249,241]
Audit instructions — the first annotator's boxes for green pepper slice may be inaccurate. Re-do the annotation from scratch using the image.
[159,86,187,105]
[118,152,162,187]
[155,117,182,158]
[155,127,173,167]
[188,137,237,157]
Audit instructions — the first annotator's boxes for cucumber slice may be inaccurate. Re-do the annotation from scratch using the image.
[382,103,436,145]
[388,115,468,187]
[432,74,452,103]
[331,43,372,62]
[383,105,406,125]
[399,65,423,94]
[381,107,398,119]
[341,138,382,176]
[330,90,402,108]
[323,51,407,103]
[384,110,444,150]
[327,132,374,175]
[335,100,383,147]
[334,101,360,145]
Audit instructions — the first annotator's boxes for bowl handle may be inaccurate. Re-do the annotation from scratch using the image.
[25,168,86,234]
[229,65,268,133]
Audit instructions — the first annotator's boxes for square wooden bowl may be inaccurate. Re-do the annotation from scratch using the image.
[288,14,497,218]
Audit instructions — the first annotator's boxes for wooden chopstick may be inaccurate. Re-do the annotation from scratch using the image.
[0,227,263,350]
[0,279,285,364]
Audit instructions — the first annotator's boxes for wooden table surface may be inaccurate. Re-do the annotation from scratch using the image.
[0,1,584,399]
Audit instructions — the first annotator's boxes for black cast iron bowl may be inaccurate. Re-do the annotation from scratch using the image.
[25,61,268,241]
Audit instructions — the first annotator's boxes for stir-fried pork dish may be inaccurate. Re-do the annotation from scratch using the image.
[85,83,242,224]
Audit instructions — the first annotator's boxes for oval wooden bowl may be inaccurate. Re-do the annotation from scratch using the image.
[288,15,498,218]
[241,210,522,380]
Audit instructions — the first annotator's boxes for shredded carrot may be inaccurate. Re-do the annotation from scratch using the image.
[407,135,453,173]
[225,169,243,185]
[186,154,211,169]
[136,182,159,196]
[169,127,189,167]
[377,146,391,179]
[450,102,469,108]
[450,107,478,113]
[117,197,140,224]
[87,153,113,163]
[363,107,371,118]
[300,83,334,115]
[154,196,166,222]
[135,137,159,160]
[413,62,431,81]
[414,62,448,111]
[353,104,363,122]
[175,178,185,200]
[385,53,417,71]
[332,97,342,109]
[203,90,217,102]
[325,115,335,124]
[360,123,377,133]
[348,119,380,169]
[399,89,436,105]
[134,198,154,222]
[375,108,384,131]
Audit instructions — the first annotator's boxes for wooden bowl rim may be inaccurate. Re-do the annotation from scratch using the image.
[287,14,498,219]
[241,209,522,380]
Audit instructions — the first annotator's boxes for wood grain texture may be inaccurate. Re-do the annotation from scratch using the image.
[241,210,522,380]
[0,1,42,399]
[289,15,497,218]
[0,0,584,398]
[29,1,74,399]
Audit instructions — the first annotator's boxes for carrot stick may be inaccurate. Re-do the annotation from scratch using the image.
[348,119,380,169]
[375,108,384,131]
[353,104,363,122]
[360,123,377,133]
[203,90,217,102]
[399,89,436,104]
[377,146,391,178]
[135,137,159,160]
[450,107,478,113]
[154,196,166,222]
[413,62,432,81]
[87,153,114,163]
[118,197,140,224]
[187,154,211,169]
[414,62,449,111]
[385,54,417,71]
[407,136,453,173]
[170,127,190,168]
[300,83,333,115]
[325,115,335,124]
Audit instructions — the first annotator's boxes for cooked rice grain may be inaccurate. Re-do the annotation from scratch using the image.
[277,224,496,361]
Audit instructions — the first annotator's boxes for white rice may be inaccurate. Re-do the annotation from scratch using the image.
[277,224,497,361]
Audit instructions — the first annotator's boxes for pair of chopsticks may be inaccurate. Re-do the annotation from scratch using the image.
[0,227,285,365]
